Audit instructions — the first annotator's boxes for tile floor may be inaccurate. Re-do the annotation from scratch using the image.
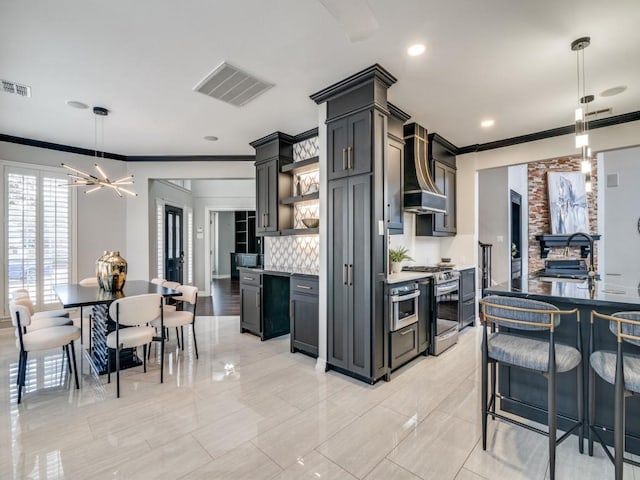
[0,315,636,479]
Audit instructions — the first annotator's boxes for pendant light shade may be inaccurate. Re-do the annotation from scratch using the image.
[571,36,593,193]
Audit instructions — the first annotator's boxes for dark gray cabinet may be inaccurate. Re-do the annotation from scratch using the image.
[290,276,319,357]
[250,133,293,236]
[390,323,419,370]
[328,175,372,377]
[240,272,261,335]
[416,134,457,237]
[459,267,476,329]
[327,110,372,181]
[417,278,431,354]
[386,104,409,235]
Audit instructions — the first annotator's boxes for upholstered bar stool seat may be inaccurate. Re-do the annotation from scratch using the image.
[489,333,582,373]
[590,351,640,393]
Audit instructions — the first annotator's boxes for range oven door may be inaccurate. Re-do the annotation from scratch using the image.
[390,290,420,331]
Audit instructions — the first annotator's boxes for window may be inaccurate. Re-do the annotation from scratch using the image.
[5,167,73,310]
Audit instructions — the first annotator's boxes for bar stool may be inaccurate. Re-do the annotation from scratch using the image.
[588,311,640,480]
[480,295,583,480]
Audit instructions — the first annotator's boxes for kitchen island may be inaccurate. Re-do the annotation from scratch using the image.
[485,275,640,454]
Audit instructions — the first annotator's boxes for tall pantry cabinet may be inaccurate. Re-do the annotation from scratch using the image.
[311,64,397,384]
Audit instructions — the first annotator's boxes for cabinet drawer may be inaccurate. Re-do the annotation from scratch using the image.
[390,323,419,370]
[240,271,261,287]
[290,276,319,295]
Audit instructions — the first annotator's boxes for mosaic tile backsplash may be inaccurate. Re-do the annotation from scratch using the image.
[293,137,319,162]
[265,235,320,274]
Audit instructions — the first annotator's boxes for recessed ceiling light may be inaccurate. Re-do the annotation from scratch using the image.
[407,44,426,56]
[480,119,495,128]
[66,100,88,109]
[203,135,219,142]
[600,86,627,97]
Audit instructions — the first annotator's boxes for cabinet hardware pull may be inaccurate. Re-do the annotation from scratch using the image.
[400,328,415,336]
[290,300,294,320]
[296,285,312,290]
[342,147,347,170]
[264,212,269,228]
[343,264,348,285]
[349,264,353,286]
[347,146,353,169]
[256,292,260,309]
[243,276,254,281]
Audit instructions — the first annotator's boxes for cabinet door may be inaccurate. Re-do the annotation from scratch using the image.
[255,163,268,234]
[426,161,456,235]
[327,118,348,181]
[348,175,372,376]
[328,178,350,368]
[240,284,261,335]
[390,324,419,370]
[386,138,403,233]
[417,281,430,353]
[348,110,372,177]
[264,160,279,233]
[290,292,319,357]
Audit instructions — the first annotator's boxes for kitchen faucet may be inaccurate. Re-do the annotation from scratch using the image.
[565,232,597,281]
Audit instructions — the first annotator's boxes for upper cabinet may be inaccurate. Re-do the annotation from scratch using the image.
[386,103,410,234]
[327,110,372,181]
[416,133,457,237]
[250,133,294,236]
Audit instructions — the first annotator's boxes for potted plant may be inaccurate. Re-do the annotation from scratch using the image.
[389,246,414,274]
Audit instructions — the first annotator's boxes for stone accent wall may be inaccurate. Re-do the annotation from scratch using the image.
[527,156,598,273]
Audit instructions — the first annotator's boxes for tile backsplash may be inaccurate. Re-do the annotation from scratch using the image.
[265,235,319,274]
[293,137,319,162]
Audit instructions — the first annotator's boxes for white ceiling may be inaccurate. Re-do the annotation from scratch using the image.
[1,0,639,157]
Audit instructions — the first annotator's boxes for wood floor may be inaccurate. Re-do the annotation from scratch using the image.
[207,277,240,316]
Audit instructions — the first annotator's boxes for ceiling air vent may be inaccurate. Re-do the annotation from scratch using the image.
[193,62,274,107]
[2,79,31,97]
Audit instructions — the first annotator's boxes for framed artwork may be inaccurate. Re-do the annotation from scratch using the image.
[547,171,589,234]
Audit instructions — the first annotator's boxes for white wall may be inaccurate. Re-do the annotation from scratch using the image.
[453,120,640,275]
[508,164,529,281]
[602,145,640,283]
[124,161,255,283]
[478,168,509,284]
[216,211,235,276]
[0,141,127,282]
[388,213,440,265]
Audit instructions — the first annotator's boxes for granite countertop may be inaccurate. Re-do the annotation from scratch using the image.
[237,266,319,277]
[386,271,433,284]
[486,274,640,309]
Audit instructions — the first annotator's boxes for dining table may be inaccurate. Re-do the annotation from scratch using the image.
[54,280,181,375]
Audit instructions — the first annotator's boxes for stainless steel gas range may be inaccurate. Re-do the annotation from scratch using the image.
[402,266,460,355]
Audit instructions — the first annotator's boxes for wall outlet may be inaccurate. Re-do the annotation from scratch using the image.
[497,235,504,243]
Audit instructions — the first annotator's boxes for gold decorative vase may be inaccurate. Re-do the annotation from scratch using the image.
[97,251,127,292]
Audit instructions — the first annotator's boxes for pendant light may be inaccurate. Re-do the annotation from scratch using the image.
[62,106,137,197]
[571,36,593,193]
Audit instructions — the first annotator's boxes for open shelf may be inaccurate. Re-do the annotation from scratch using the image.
[281,192,319,205]
[281,156,319,175]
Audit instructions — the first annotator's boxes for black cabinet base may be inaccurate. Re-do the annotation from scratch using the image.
[326,363,387,385]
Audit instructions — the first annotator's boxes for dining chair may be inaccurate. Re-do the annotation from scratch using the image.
[588,310,640,480]
[152,285,199,358]
[78,277,99,351]
[479,295,583,480]
[10,302,81,404]
[150,278,165,286]
[107,294,164,398]
[12,288,71,322]
[13,296,73,331]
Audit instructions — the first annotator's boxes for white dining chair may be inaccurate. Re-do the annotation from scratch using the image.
[152,285,199,358]
[11,289,70,321]
[150,278,165,286]
[13,296,73,331]
[107,294,164,398]
[10,302,81,403]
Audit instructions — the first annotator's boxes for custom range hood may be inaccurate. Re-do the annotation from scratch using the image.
[403,123,447,214]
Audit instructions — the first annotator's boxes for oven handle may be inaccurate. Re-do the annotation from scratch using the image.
[391,290,420,302]
[436,283,458,296]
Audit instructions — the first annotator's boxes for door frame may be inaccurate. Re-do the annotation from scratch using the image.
[164,204,184,283]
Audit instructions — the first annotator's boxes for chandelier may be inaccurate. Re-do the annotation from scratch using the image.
[571,36,593,193]
[62,106,137,197]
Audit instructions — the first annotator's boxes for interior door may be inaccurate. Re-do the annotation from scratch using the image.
[165,205,184,283]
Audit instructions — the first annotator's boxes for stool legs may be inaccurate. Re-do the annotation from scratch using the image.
[481,337,488,450]
[614,350,625,480]
[548,368,558,480]
[588,365,595,456]
[577,361,584,454]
